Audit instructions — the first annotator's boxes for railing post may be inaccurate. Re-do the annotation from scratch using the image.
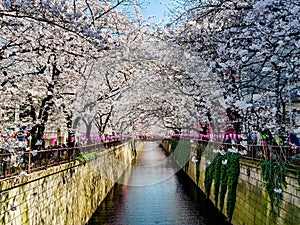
[3,161,8,178]
[45,150,48,167]
[28,135,32,174]
[28,150,31,174]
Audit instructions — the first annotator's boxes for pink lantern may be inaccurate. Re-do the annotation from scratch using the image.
[51,138,57,144]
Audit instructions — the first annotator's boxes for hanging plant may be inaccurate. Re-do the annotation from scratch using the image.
[204,162,214,197]
[76,152,100,163]
[171,139,179,152]
[204,149,241,222]
[131,139,136,156]
[219,154,228,212]
[261,159,287,215]
[226,152,241,222]
[195,146,205,159]
[195,146,205,184]
[213,153,223,207]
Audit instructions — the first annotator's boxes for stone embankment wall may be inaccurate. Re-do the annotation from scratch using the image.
[0,142,137,225]
[161,140,300,225]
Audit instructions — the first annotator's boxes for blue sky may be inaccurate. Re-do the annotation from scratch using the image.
[139,0,175,25]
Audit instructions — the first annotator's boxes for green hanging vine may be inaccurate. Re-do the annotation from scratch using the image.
[204,150,241,222]
[219,154,228,212]
[226,153,241,222]
[204,162,214,197]
[261,159,287,215]
[213,154,223,207]
[171,139,179,152]
[195,146,205,184]
[195,146,205,159]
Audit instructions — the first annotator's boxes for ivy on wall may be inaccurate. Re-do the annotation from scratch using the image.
[195,146,205,184]
[213,154,222,207]
[261,159,287,215]
[195,146,205,160]
[170,140,298,223]
[204,150,241,223]
[170,141,242,222]
[171,139,179,152]
[219,157,228,212]
[226,153,241,222]
[76,152,100,163]
[131,140,137,157]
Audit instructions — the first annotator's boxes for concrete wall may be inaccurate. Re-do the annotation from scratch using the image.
[0,142,136,225]
[161,140,300,225]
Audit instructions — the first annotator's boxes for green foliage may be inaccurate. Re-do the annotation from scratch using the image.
[213,154,222,207]
[261,159,287,214]
[195,146,205,184]
[204,163,214,197]
[195,146,205,160]
[204,151,240,222]
[76,152,100,163]
[171,139,179,152]
[219,157,228,212]
[226,153,241,222]
[131,140,137,157]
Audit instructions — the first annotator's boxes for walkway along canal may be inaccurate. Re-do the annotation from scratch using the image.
[87,141,230,225]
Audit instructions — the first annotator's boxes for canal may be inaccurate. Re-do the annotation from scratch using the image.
[87,142,230,225]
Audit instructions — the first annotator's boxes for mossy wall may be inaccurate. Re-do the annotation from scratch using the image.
[161,140,300,225]
[0,142,136,225]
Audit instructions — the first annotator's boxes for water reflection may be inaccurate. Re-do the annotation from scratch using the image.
[87,142,230,225]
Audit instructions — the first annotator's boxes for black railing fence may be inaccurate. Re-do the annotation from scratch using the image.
[1,137,299,180]
[0,139,128,179]
[180,138,300,169]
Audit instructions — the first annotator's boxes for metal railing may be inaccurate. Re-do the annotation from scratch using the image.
[0,139,129,180]
[173,138,300,169]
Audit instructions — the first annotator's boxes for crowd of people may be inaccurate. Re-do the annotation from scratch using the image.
[0,128,78,178]
[222,129,300,158]
[1,127,300,178]
[0,128,128,178]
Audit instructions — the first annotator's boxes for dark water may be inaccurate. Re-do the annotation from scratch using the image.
[87,142,230,225]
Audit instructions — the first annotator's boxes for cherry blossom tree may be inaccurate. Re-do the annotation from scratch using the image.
[170,0,300,141]
[0,0,147,147]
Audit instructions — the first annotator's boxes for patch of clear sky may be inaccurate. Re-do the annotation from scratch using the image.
[139,0,175,25]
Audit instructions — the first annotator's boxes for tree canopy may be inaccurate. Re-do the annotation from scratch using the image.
[0,0,299,147]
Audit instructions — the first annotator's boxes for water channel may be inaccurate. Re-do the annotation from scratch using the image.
[87,142,230,225]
